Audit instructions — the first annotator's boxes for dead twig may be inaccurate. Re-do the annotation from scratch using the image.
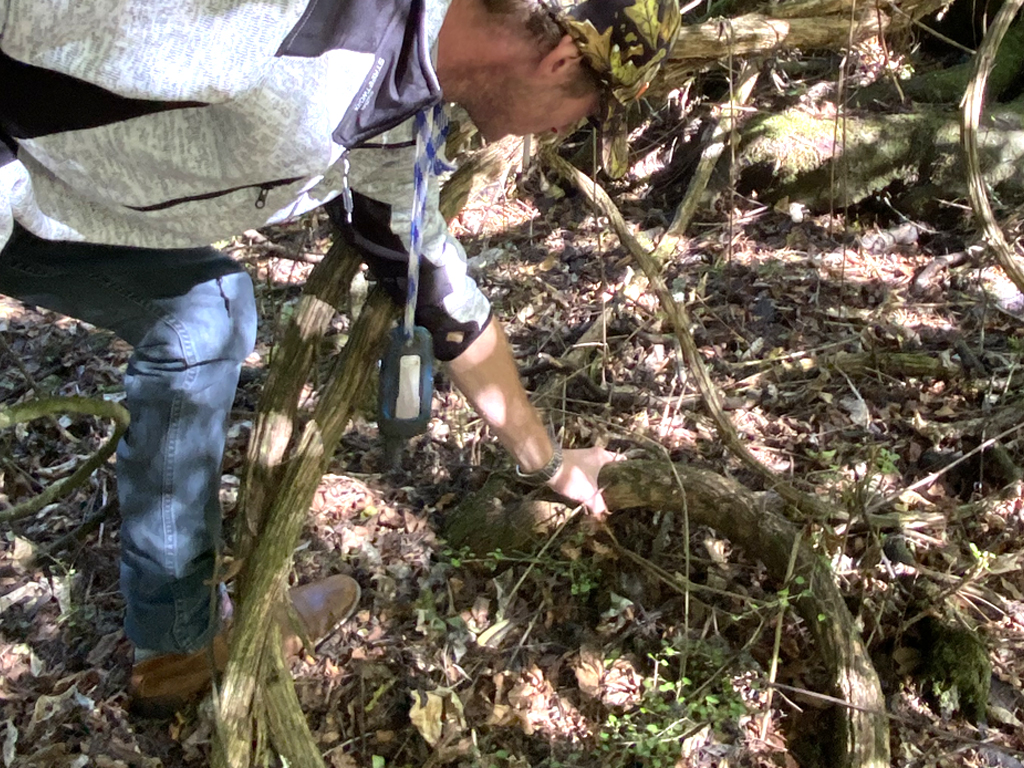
[30,499,118,566]
[653,63,759,264]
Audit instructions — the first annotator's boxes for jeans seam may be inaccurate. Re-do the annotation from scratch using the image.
[154,303,209,651]
[2,256,195,337]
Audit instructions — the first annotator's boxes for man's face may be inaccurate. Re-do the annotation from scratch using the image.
[447,34,602,141]
[463,74,600,141]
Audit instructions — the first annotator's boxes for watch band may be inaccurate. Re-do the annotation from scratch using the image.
[515,444,564,486]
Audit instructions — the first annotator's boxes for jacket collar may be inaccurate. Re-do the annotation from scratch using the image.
[279,0,451,146]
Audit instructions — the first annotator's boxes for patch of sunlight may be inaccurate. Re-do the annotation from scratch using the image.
[0,297,26,321]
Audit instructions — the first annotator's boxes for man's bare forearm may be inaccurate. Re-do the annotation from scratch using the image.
[445,316,554,473]
[444,316,616,515]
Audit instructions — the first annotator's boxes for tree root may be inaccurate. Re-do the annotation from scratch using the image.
[599,460,890,768]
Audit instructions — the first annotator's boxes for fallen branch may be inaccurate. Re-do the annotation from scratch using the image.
[30,500,118,566]
[823,350,960,380]
[915,400,1024,442]
[654,63,759,263]
[0,397,129,524]
[445,459,889,768]
[658,0,947,85]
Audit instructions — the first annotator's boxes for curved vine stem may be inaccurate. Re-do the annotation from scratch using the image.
[0,396,130,524]
[961,0,1024,296]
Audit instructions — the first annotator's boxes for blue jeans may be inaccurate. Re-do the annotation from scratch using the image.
[0,224,257,654]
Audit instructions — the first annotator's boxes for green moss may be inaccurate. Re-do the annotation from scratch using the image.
[918,616,991,724]
[854,19,1024,107]
[742,111,843,184]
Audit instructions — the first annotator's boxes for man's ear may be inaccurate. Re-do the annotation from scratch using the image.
[537,34,583,81]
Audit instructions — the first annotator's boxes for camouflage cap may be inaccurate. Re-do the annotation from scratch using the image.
[543,0,681,177]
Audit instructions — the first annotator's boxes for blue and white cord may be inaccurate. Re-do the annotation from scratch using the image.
[406,103,455,338]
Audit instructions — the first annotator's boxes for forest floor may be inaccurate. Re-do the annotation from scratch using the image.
[2,111,1024,768]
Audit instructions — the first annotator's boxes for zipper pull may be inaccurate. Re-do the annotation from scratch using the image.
[341,153,353,224]
[255,186,269,209]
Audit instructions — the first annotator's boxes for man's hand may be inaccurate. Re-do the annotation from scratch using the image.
[548,445,620,517]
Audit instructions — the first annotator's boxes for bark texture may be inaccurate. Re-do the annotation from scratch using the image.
[214,233,397,768]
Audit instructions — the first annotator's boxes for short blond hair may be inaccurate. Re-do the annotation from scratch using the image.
[479,0,601,98]
[480,0,563,48]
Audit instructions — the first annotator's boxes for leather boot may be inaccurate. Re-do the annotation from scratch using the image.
[129,574,360,718]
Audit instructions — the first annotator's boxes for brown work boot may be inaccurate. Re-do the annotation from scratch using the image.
[128,574,360,718]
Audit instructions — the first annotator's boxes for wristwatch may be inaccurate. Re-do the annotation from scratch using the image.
[515,444,564,486]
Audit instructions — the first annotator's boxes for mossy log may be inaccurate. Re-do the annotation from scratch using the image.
[853,19,1024,107]
[443,460,889,768]
[656,0,947,87]
[916,615,992,723]
[442,473,565,554]
[734,101,1024,212]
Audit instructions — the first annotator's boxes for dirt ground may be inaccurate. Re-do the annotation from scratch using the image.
[2,132,1024,768]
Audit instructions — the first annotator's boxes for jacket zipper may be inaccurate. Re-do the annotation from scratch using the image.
[128,139,395,216]
[127,176,304,212]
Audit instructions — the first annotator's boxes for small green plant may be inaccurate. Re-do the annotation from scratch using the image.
[589,643,749,768]
[440,543,602,597]
[807,448,839,468]
[1008,334,1024,356]
[439,545,505,571]
[567,557,600,596]
[873,446,900,476]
